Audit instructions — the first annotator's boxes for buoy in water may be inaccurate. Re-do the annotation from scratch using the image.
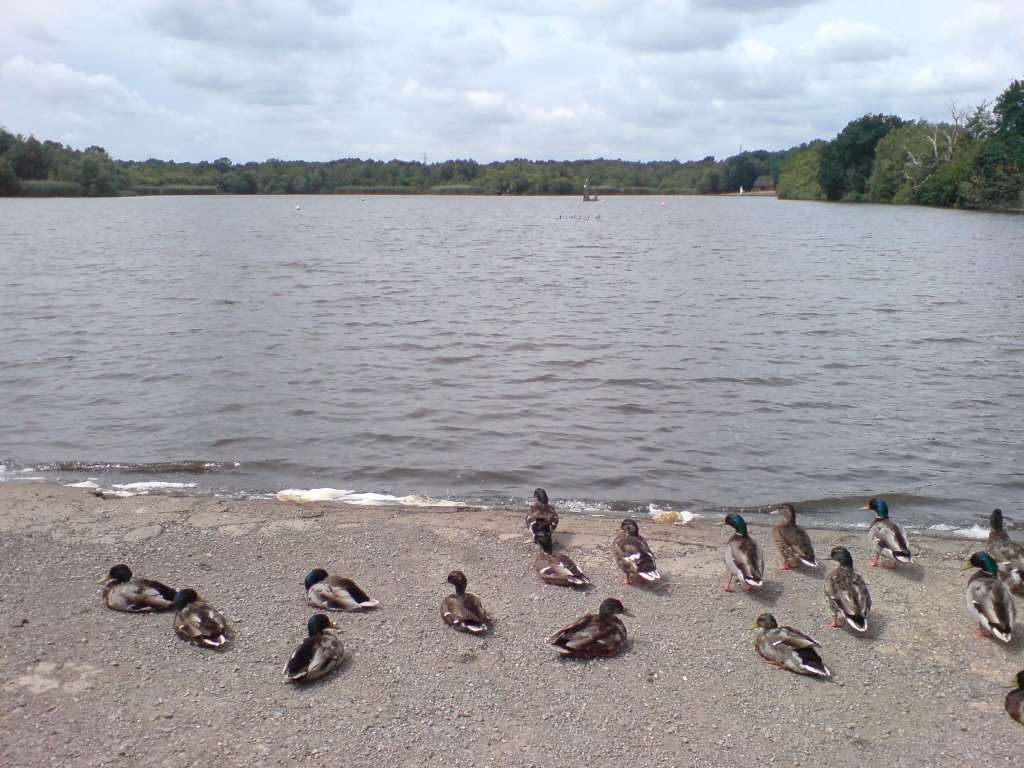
[295,205,301,210]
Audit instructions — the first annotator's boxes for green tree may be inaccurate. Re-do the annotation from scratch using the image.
[819,114,905,200]
[776,142,825,200]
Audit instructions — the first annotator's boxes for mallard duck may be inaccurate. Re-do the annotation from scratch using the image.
[526,488,558,536]
[441,570,490,634]
[304,569,379,611]
[863,498,912,568]
[172,588,231,648]
[612,518,661,585]
[963,552,1016,643]
[101,563,176,612]
[986,508,1024,591]
[752,613,831,678]
[718,513,764,591]
[770,504,817,569]
[283,614,344,683]
[1007,670,1024,725]
[824,547,871,632]
[549,597,632,658]
[534,526,590,588]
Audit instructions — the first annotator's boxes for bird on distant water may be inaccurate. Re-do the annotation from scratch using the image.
[304,569,379,612]
[549,597,632,658]
[752,613,831,678]
[440,570,490,634]
[863,498,912,568]
[172,588,231,648]
[101,563,176,612]
[612,518,661,586]
[770,503,818,570]
[1006,670,1024,725]
[534,525,590,588]
[962,551,1016,644]
[824,547,871,633]
[986,508,1024,592]
[719,513,764,592]
[283,614,344,683]
[526,488,558,537]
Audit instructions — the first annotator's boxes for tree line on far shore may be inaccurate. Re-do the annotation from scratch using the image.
[1,77,1020,212]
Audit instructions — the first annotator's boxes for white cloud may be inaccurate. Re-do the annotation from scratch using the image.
[0,1,1020,163]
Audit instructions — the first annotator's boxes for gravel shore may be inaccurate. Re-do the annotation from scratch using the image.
[1,482,1019,767]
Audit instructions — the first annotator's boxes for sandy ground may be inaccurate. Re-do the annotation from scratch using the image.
[0,482,1020,767]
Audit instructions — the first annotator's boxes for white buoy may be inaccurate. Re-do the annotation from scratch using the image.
[295,205,301,210]
[660,201,667,207]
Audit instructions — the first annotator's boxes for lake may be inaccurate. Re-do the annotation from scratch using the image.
[1,194,1021,534]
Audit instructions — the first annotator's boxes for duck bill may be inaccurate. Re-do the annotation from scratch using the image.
[959,562,975,571]
[621,607,636,617]
[714,520,727,526]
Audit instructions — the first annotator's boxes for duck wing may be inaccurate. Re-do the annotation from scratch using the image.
[549,614,626,657]
[174,602,230,647]
[967,572,1016,642]
[727,535,764,586]
[441,593,489,634]
[535,551,590,587]
[870,519,912,562]
[773,522,817,567]
[284,632,344,682]
[825,567,871,631]
[309,577,379,611]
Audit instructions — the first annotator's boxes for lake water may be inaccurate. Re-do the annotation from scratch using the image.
[1,194,1021,535]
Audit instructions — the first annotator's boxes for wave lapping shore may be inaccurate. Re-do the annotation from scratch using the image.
[0,482,1019,767]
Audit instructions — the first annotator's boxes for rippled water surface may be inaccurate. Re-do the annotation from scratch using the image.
[1,195,1022,529]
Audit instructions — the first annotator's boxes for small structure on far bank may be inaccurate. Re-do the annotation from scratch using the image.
[752,175,777,192]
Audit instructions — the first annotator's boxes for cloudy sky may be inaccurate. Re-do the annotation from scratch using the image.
[1,0,1022,164]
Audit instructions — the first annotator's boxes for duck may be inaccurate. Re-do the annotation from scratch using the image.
[549,597,632,658]
[770,503,817,570]
[1007,670,1024,725]
[963,552,1016,643]
[171,588,231,648]
[101,563,176,612]
[304,569,379,611]
[986,508,1024,592]
[824,546,871,632]
[612,518,661,585]
[526,488,558,537]
[440,570,490,634]
[718,513,764,592]
[863,498,912,568]
[283,614,344,683]
[752,613,831,678]
[534,525,590,588]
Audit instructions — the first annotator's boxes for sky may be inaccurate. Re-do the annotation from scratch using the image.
[1,0,1022,165]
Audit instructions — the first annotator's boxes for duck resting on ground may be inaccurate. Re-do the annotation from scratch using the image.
[101,563,176,612]
[612,518,661,586]
[1007,670,1024,725]
[171,588,231,648]
[440,570,490,634]
[824,546,871,633]
[719,513,764,592]
[526,488,558,537]
[549,597,632,658]
[752,613,831,678]
[986,508,1024,592]
[534,525,590,588]
[863,498,912,568]
[770,503,817,570]
[304,569,379,611]
[283,614,344,683]
[963,551,1016,644]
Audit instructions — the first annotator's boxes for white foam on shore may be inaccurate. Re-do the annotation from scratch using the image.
[69,480,99,488]
[104,481,197,497]
[927,523,988,540]
[275,487,461,507]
